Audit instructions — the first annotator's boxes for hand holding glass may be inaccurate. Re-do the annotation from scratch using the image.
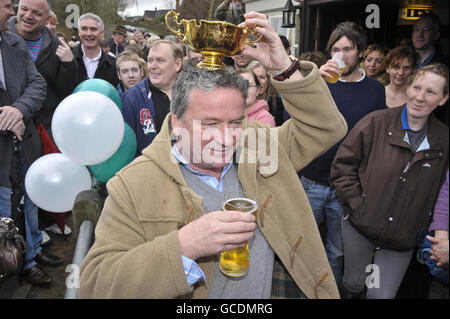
[219,192,258,278]
[325,52,346,83]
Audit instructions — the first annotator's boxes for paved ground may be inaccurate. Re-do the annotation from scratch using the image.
[0,212,77,299]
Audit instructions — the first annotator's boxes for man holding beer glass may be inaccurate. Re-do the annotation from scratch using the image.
[299,22,386,291]
[219,192,258,278]
[79,12,347,299]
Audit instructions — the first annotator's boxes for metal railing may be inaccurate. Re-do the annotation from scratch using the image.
[64,190,103,299]
[64,220,94,299]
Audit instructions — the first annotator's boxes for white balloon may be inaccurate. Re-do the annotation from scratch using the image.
[52,91,125,165]
[25,154,92,213]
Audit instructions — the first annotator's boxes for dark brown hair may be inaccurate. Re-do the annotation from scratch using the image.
[299,51,328,68]
[325,21,367,56]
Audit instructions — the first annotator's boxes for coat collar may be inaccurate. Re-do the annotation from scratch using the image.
[0,30,20,47]
[7,16,52,49]
[387,105,448,151]
[141,114,187,187]
[73,43,114,66]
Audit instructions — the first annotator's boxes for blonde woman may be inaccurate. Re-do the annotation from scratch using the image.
[247,60,286,126]
[46,10,58,34]
[238,69,275,127]
[362,43,389,79]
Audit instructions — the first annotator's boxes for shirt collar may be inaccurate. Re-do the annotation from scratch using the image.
[170,144,233,179]
[401,105,411,130]
[339,68,366,83]
[81,45,102,62]
[418,50,435,67]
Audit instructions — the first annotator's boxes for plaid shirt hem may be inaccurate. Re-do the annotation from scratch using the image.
[271,256,307,299]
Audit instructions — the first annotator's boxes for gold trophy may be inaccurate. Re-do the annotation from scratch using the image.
[165,11,261,71]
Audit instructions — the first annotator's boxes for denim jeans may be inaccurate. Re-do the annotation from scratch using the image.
[0,147,42,271]
[300,176,344,287]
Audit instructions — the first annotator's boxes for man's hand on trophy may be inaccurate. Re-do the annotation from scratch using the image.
[240,12,301,80]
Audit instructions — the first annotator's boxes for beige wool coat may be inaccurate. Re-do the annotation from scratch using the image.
[79,62,347,299]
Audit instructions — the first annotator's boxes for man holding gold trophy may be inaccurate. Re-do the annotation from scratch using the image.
[79,12,347,299]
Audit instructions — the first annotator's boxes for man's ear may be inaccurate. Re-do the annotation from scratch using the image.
[438,93,449,107]
[434,31,440,42]
[171,113,186,143]
[175,58,183,73]
[171,113,180,131]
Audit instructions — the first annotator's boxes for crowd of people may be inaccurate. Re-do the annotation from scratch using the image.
[0,0,448,299]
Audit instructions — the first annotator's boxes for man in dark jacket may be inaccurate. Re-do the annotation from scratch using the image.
[0,0,50,285]
[108,24,127,56]
[9,0,75,263]
[122,39,183,156]
[9,0,79,141]
[299,22,386,292]
[73,13,119,87]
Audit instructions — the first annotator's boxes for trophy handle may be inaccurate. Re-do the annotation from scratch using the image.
[165,11,185,38]
[247,27,263,45]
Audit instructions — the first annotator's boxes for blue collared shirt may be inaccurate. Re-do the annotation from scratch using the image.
[171,145,234,192]
[171,144,234,286]
[417,50,436,68]
[401,105,430,151]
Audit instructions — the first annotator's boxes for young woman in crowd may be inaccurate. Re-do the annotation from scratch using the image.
[238,69,275,127]
[247,60,284,126]
[380,46,418,108]
[330,63,449,299]
[362,43,390,79]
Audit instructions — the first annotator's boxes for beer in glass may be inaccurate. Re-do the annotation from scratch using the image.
[219,192,258,278]
[325,52,346,83]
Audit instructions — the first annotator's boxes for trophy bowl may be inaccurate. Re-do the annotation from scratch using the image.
[165,11,261,70]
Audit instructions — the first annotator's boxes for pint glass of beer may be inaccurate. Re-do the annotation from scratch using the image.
[325,52,346,83]
[219,192,258,278]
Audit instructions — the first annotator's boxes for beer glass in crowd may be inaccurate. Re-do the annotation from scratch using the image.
[325,52,346,83]
[219,192,258,278]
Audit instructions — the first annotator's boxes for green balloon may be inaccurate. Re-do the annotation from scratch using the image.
[88,124,137,182]
[74,79,123,111]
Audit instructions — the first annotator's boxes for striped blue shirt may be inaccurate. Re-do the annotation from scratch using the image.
[24,36,43,62]
[171,144,234,286]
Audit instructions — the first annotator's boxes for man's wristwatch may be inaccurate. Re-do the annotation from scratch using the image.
[271,59,300,81]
